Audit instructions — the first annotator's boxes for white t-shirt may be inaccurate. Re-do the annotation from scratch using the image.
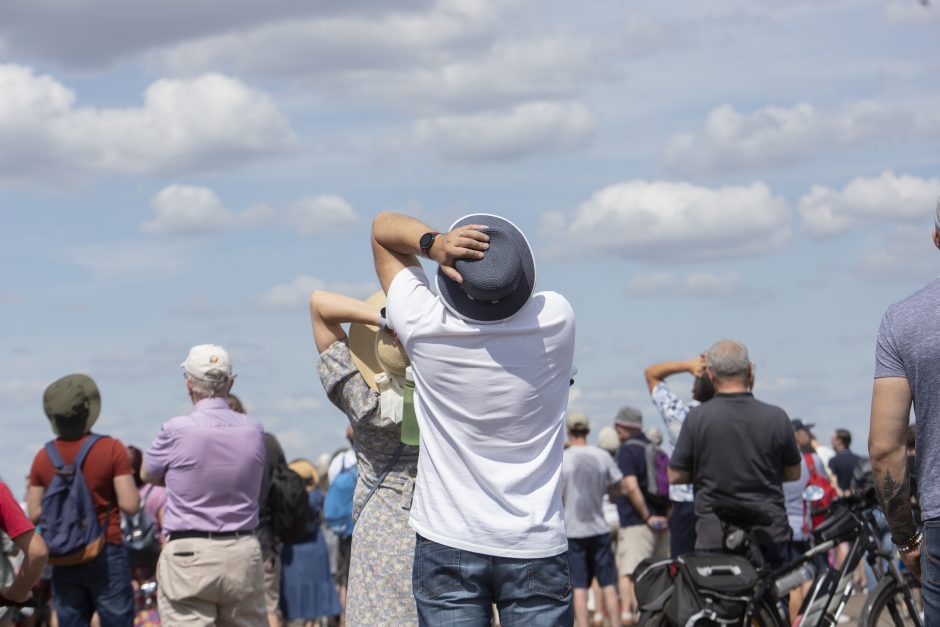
[386,266,575,558]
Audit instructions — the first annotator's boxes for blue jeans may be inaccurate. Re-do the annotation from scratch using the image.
[923,518,940,625]
[52,544,134,627]
[412,534,573,626]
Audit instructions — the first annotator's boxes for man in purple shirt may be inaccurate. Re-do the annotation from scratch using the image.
[142,344,266,627]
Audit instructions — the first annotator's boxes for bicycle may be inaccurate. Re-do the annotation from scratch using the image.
[635,488,922,626]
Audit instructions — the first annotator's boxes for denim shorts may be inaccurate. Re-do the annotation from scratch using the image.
[567,533,618,588]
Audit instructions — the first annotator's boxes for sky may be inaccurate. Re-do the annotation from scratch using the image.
[1,0,939,490]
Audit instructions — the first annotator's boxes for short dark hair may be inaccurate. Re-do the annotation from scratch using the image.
[692,374,715,403]
[834,429,852,448]
[569,427,590,438]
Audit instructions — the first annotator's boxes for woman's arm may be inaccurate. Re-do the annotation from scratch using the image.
[309,290,383,353]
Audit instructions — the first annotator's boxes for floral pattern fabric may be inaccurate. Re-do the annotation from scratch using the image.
[317,340,419,625]
[650,382,696,503]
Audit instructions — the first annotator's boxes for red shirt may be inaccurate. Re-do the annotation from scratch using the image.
[28,435,133,545]
[0,481,33,540]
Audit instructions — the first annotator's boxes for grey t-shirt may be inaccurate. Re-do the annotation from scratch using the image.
[561,445,623,539]
[671,392,802,550]
[875,277,940,520]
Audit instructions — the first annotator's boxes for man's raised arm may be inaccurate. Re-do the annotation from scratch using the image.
[371,211,489,293]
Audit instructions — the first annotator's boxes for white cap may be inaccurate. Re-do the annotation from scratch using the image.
[181,344,233,380]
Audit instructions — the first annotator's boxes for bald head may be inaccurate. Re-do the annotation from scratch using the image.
[706,340,751,383]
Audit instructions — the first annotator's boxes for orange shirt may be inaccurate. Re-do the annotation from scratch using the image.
[29,434,132,545]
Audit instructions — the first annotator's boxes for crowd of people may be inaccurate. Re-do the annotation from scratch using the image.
[0,206,936,627]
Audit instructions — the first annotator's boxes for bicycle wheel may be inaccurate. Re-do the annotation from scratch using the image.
[859,577,924,626]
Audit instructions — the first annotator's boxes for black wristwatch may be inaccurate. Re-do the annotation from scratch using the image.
[419,232,440,258]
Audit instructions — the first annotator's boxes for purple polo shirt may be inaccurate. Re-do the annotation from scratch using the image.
[144,397,265,533]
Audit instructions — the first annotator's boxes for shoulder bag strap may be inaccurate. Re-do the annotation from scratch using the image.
[73,434,102,470]
[359,443,405,515]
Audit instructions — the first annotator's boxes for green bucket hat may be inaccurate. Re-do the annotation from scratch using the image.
[43,374,101,441]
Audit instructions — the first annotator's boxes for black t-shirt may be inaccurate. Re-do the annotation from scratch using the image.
[671,392,801,550]
[828,449,862,492]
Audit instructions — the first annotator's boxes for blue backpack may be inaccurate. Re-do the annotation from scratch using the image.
[40,434,107,566]
[324,456,356,537]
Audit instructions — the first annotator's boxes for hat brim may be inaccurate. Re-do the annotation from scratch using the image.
[348,291,387,392]
[436,214,536,324]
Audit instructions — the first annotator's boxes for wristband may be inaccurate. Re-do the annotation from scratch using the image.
[895,530,923,555]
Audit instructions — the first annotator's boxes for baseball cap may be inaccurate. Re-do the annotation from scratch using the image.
[181,344,233,380]
[791,418,815,432]
[614,406,643,429]
[566,410,590,431]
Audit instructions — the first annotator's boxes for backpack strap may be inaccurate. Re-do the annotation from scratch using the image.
[73,434,102,470]
[44,440,66,471]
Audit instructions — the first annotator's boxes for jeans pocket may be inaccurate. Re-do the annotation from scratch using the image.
[527,552,572,601]
[415,537,462,599]
[925,521,940,586]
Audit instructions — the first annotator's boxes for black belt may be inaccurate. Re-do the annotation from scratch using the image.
[166,530,255,542]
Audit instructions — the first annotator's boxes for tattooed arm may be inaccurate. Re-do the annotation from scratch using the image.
[869,376,919,579]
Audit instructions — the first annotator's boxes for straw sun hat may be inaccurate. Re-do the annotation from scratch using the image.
[348,291,410,391]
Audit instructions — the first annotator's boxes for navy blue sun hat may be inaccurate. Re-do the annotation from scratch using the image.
[436,214,536,324]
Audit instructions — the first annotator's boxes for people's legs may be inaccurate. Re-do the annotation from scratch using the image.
[262,545,282,627]
[616,525,653,624]
[156,538,221,626]
[412,534,491,627]
[334,536,351,627]
[922,519,940,625]
[51,565,94,627]
[217,536,266,627]
[89,545,134,627]
[493,551,572,627]
[567,538,590,627]
[669,501,696,558]
[591,533,621,624]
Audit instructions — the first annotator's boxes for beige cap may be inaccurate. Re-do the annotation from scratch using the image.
[181,344,233,380]
[566,410,590,431]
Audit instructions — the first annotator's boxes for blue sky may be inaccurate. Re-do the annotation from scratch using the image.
[2,0,939,490]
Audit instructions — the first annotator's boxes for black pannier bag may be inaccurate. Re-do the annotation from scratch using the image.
[667,553,758,625]
[634,557,678,616]
[812,503,861,544]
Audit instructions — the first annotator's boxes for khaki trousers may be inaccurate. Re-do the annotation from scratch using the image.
[157,535,266,627]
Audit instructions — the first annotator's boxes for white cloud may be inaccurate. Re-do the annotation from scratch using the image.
[799,171,940,237]
[626,272,750,299]
[412,101,595,162]
[0,65,295,180]
[287,196,361,235]
[546,180,791,261]
[662,101,917,175]
[140,186,360,237]
[141,185,235,235]
[253,276,377,312]
[858,226,939,282]
[0,0,432,69]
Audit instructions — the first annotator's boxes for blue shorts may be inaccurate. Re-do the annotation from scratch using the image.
[567,533,618,589]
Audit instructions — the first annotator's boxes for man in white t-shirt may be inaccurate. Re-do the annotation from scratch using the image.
[372,211,575,626]
[561,411,623,627]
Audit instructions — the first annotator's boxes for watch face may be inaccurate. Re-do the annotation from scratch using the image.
[420,232,436,252]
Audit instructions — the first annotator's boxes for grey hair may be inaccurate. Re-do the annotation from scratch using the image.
[706,340,751,381]
[186,369,232,400]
